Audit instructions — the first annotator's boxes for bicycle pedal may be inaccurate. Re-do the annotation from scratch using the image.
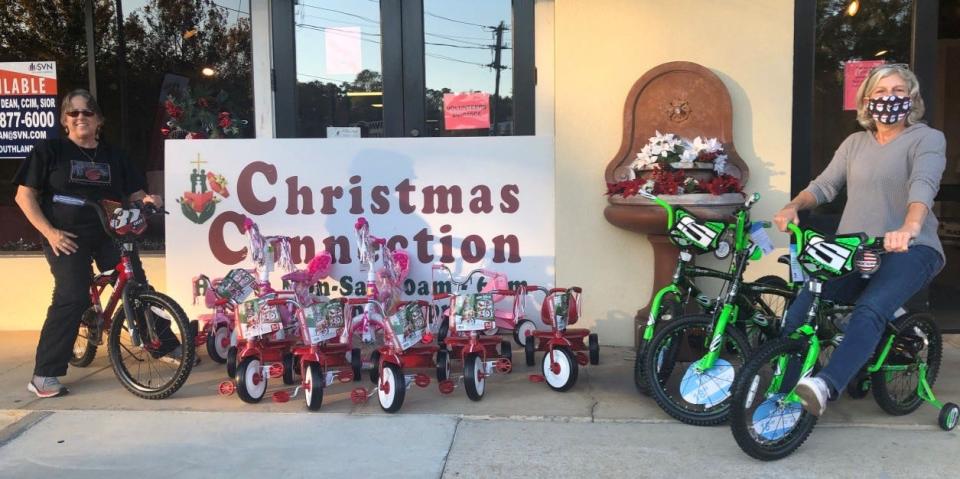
[575,352,589,366]
[218,381,236,396]
[495,358,512,373]
[350,387,370,404]
[272,390,290,403]
[414,373,431,388]
[338,370,354,383]
[528,374,546,383]
[268,363,284,378]
[438,380,456,394]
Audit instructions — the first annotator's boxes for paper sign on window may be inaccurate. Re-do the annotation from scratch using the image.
[843,60,884,111]
[443,92,490,130]
[325,26,361,75]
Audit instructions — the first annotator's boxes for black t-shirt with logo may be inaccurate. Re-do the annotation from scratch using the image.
[12,138,146,236]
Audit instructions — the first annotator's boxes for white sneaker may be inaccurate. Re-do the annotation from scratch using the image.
[796,376,830,416]
[27,376,69,398]
[158,346,200,367]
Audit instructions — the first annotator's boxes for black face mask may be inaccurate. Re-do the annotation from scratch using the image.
[866,95,912,125]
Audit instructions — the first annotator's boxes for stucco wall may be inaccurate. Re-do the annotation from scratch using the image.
[0,255,166,331]
[553,0,796,346]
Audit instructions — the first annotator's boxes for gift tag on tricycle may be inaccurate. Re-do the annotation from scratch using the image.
[789,244,806,283]
[216,268,257,304]
[452,293,496,332]
[749,222,775,256]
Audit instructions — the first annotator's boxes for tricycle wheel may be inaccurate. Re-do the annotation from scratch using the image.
[464,353,486,401]
[378,362,405,413]
[304,363,324,411]
[513,319,536,347]
[282,353,297,385]
[351,348,363,382]
[589,333,600,365]
[206,325,230,364]
[500,340,512,372]
[542,347,578,392]
[226,346,238,378]
[940,403,959,431]
[369,350,381,384]
[525,336,536,366]
[236,357,266,404]
[436,349,450,382]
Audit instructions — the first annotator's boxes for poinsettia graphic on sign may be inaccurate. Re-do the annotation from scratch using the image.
[177,154,228,224]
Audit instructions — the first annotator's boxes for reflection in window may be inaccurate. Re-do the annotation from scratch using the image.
[424,0,512,137]
[811,0,913,217]
[294,0,383,138]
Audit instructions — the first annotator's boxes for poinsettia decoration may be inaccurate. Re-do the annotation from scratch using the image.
[607,130,742,198]
[162,86,247,139]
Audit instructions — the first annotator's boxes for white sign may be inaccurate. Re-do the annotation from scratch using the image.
[326,126,361,138]
[165,137,555,319]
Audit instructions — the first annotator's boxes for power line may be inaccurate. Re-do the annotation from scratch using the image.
[298,2,380,25]
[210,1,249,17]
[298,21,505,51]
[297,72,347,83]
[425,11,499,30]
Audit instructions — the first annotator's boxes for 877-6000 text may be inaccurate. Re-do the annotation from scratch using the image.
[0,111,56,129]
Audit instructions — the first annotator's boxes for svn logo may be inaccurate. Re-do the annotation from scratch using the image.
[28,62,55,72]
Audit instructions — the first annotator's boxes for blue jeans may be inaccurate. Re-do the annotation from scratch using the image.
[781,245,943,395]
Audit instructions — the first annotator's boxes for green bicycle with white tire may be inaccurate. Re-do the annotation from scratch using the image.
[640,192,796,424]
[729,223,959,461]
[633,190,793,395]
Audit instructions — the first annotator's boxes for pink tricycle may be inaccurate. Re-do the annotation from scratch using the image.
[525,286,599,392]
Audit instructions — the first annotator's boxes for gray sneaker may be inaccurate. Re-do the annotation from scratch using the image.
[27,376,69,398]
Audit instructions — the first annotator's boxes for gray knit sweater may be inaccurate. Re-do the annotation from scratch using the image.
[804,123,946,260]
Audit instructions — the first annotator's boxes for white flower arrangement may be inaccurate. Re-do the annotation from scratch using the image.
[630,131,728,175]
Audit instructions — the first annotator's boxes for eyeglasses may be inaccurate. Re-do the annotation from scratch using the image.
[65,109,96,118]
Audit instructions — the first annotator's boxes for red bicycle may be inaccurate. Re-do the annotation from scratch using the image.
[60,194,196,400]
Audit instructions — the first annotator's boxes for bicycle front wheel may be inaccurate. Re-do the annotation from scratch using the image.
[644,314,750,426]
[108,290,195,399]
[730,337,817,461]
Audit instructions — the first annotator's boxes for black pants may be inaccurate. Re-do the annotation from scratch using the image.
[35,230,148,377]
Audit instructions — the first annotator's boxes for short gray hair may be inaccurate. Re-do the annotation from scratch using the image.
[59,89,105,127]
[855,64,925,130]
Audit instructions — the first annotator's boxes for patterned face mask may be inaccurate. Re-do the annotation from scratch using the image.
[866,95,912,125]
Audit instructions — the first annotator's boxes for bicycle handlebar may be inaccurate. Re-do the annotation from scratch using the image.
[52,194,165,239]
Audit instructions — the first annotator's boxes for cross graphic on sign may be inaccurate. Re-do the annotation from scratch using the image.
[191,154,207,171]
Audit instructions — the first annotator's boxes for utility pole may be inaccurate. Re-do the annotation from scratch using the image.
[114,0,128,150]
[84,0,97,99]
[489,21,506,136]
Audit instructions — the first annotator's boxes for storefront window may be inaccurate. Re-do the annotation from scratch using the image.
[294,0,384,138]
[423,0,513,137]
[0,0,254,249]
[809,0,913,219]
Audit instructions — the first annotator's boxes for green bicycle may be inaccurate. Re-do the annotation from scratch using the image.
[729,223,959,461]
[640,193,796,425]
[633,190,794,396]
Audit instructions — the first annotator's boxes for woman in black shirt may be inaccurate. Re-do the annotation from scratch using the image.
[13,89,165,398]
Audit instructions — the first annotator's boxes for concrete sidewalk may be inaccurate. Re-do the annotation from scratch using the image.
[0,331,958,478]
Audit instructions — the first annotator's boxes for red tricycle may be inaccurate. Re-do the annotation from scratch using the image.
[525,286,598,392]
[432,264,515,401]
